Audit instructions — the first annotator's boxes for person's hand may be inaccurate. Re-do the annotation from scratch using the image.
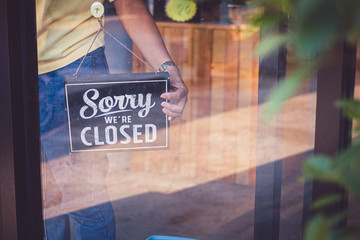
[160,66,189,121]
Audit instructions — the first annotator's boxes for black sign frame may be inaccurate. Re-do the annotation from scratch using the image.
[64,72,169,152]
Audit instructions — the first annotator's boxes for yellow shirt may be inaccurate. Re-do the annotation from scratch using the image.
[37,0,110,74]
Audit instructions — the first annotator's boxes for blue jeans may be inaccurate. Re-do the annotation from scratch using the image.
[39,47,116,240]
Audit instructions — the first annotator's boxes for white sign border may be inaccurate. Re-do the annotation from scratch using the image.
[64,79,169,152]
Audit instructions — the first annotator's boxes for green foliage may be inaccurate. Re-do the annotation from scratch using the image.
[303,211,355,240]
[255,34,290,57]
[249,0,360,118]
[303,155,341,183]
[247,0,360,239]
[303,215,331,240]
[312,194,342,210]
[337,100,360,121]
[302,121,360,239]
[301,98,360,239]
[251,0,360,57]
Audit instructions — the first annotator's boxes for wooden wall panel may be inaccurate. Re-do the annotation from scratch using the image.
[237,27,259,186]
[221,30,240,184]
[193,28,213,180]
[208,29,225,181]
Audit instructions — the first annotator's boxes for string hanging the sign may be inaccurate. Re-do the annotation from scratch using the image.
[73,2,157,78]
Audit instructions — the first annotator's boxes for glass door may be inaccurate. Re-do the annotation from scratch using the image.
[35,0,317,239]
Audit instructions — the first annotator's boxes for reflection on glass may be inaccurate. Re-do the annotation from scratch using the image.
[37,0,317,239]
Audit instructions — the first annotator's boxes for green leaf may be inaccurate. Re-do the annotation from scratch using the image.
[343,171,360,197]
[336,99,360,120]
[255,34,290,57]
[303,215,330,240]
[312,194,342,210]
[303,155,340,182]
[332,146,360,171]
[327,210,348,227]
[249,12,285,34]
[293,0,339,58]
[264,64,311,118]
[250,12,282,26]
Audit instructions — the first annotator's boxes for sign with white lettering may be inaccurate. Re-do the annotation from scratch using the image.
[64,73,169,152]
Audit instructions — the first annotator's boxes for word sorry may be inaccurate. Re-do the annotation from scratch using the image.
[80,89,156,119]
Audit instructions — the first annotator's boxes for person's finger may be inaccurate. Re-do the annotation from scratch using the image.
[160,87,188,101]
[160,91,180,101]
[162,107,183,119]
[161,101,184,114]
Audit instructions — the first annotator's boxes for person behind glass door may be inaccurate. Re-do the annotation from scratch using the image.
[37,0,188,239]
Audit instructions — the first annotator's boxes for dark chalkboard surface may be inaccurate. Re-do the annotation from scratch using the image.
[64,72,169,152]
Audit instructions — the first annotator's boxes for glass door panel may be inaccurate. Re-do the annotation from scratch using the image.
[37,1,317,239]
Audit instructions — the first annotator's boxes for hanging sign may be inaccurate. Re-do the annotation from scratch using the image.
[63,72,169,152]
